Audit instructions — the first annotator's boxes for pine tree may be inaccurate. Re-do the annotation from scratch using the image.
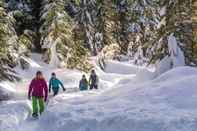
[96,0,117,47]
[149,0,193,65]
[74,0,99,55]
[40,0,92,71]
[192,0,197,65]
[0,5,24,81]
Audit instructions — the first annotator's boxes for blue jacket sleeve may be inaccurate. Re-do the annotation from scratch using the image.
[58,79,65,90]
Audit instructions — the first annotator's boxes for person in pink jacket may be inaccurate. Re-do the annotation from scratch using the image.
[28,71,48,118]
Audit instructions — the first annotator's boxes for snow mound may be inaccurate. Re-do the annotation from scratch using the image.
[135,68,156,82]
[0,82,15,101]
[32,66,197,131]
[0,101,31,131]
[1,54,196,131]
[104,60,142,75]
[154,66,197,82]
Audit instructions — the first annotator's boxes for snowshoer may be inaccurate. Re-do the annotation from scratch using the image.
[89,70,99,90]
[28,71,48,118]
[79,75,88,91]
[49,72,66,96]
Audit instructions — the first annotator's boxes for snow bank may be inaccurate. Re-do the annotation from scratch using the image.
[104,60,142,75]
[154,66,197,82]
[151,67,197,109]
[104,60,155,83]
[34,66,197,131]
[135,68,156,82]
[0,101,31,131]
[0,82,15,101]
[1,54,196,131]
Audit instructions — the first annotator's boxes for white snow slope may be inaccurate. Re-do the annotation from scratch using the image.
[1,54,197,131]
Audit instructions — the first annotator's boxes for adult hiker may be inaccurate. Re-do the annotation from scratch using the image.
[28,71,48,118]
[89,70,99,90]
[79,74,88,91]
[49,72,66,96]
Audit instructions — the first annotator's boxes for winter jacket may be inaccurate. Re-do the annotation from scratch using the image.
[89,74,99,86]
[49,78,65,92]
[28,78,48,101]
[79,79,88,91]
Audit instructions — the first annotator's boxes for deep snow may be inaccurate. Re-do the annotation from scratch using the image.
[0,53,197,131]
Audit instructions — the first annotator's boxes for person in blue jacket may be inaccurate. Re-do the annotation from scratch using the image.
[49,72,66,96]
[79,75,88,91]
[89,70,99,90]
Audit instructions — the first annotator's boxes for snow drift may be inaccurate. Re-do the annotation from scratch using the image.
[0,101,31,131]
[1,55,197,131]
[32,66,197,131]
[0,82,15,101]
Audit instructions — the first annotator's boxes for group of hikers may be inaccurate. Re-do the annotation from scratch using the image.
[28,70,99,118]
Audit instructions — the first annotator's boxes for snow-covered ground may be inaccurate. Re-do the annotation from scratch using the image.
[1,53,197,131]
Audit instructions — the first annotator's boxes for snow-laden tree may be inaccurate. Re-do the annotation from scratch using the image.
[151,0,193,66]
[0,6,30,80]
[113,0,131,54]
[192,0,197,63]
[121,0,193,67]
[74,0,102,55]
[96,0,118,46]
[0,0,195,80]
[40,0,92,71]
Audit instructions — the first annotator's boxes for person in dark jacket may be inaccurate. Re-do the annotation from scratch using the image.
[89,70,99,90]
[79,75,88,91]
[28,71,48,118]
[49,72,66,96]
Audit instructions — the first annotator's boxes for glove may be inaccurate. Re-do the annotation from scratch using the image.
[44,97,47,102]
[49,89,51,93]
[63,88,66,92]
[28,96,31,100]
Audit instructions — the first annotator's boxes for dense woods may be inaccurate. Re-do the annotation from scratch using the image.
[0,0,195,80]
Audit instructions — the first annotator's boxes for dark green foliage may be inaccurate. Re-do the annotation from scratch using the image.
[40,0,92,71]
[0,0,195,80]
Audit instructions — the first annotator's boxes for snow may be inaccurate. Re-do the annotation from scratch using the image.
[0,53,197,131]
[157,17,166,29]
[134,45,146,66]
[0,101,31,131]
[33,66,197,131]
[0,82,15,100]
[168,34,185,67]
[49,41,60,68]
[159,6,166,16]
[86,11,93,26]
[155,34,185,75]
[155,56,172,76]
[104,60,146,75]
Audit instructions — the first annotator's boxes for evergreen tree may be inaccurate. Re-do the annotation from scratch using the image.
[0,0,195,80]
[40,0,92,71]
[192,0,197,65]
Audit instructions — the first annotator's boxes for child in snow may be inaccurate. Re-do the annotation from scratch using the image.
[79,75,88,91]
[28,71,48,118]
[49,72,66,96]
[89,70,99,90]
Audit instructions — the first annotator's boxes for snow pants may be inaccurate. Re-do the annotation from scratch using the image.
[90,84,98,90]
[52,87,59,96]
[32,96,45,115]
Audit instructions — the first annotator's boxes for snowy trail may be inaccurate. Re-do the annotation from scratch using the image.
[14,58,147,131]
[0,54,136,131]
[13,57,135,131]
[1,54,197,131]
